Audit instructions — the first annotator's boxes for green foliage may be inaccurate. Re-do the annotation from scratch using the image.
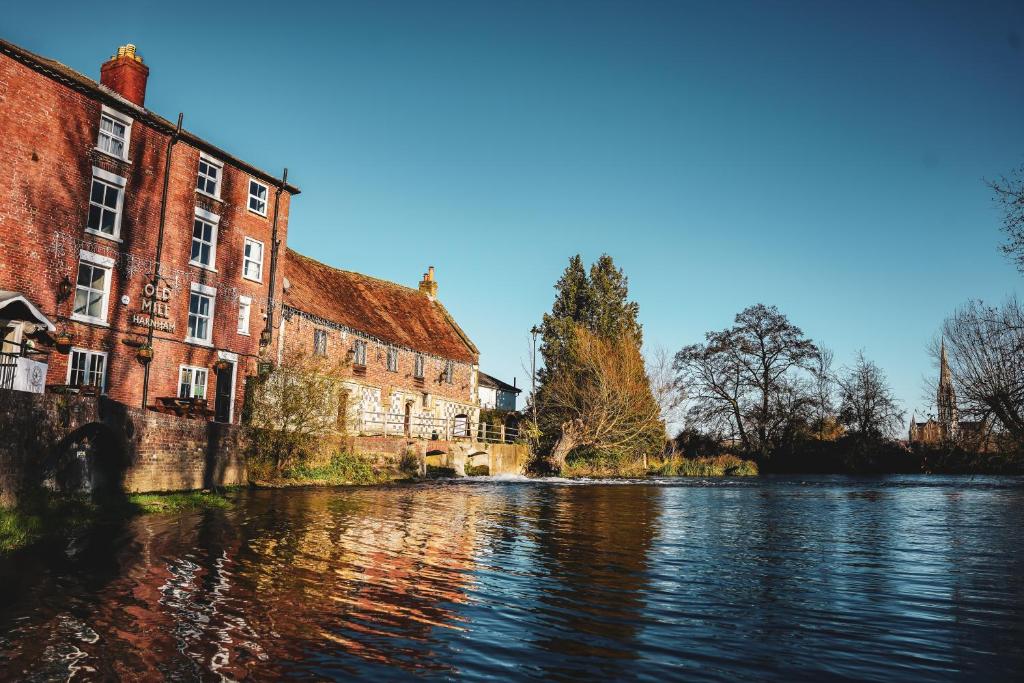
[651,455,759,477]
[285,451,388,485]
[0,507,43,552]
[128,491,233,514]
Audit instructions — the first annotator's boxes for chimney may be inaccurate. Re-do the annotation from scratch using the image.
[100,44,149,107]
[419,266,438,300]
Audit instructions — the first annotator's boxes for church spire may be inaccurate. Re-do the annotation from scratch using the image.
[937,338,958,439]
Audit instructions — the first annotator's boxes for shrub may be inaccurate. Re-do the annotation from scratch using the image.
[651,454,758,477]
[285,451,385,485]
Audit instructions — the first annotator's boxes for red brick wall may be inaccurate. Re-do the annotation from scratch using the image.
[0,49,292,423]
[280,308,479,417]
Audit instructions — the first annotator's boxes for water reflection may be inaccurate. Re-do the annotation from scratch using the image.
[0,477,1021,681]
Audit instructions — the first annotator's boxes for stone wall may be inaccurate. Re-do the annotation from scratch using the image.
[0,390,247,505]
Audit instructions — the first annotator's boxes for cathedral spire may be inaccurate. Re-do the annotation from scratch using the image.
[937,338,958,439]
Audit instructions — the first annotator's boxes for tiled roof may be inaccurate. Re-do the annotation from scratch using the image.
[283,249,478,364]
[0,38,299,194]
[479,372,521,393]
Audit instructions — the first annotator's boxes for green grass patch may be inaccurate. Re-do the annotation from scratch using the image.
[128,490,234,514]
[284,451,391,485]
[0,507,43,553]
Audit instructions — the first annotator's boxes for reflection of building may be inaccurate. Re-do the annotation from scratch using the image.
[0,39,297,423]
[910,341,987,447]
[280,250,480,437]
[478,372,520,412]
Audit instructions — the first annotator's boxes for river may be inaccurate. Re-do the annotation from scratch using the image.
[1,476,1022,681]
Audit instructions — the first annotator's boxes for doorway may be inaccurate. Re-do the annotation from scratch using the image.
[214,362,234,423]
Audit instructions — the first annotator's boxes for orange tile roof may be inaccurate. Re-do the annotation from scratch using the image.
[283,249,478,364]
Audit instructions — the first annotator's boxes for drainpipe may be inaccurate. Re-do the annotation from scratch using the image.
[261,168,287,354]
[141,112,183,409]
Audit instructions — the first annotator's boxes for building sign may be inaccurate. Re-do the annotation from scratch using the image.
[131,283,176,332]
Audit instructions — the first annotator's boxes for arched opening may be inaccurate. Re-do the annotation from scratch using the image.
[453,413,469,438]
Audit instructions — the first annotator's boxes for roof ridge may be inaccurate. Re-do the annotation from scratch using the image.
[286,247,421,294]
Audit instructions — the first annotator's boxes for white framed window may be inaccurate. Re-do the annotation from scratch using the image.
[414,354,424,379]
[443,360,454,384]
[71,250,114,325]
[86,167,126,240]
[186,282,216,345]
[178,365,208,399]
[196,154,222,198]
[189,207,220,270]
[314,329,327,356]
[248,179,268,216]
[67,348,107,390]
[243,237,264,282]
[386,347,398,372]
[96,105,132,160]
[237,295,251,335]
[353,339,367,366]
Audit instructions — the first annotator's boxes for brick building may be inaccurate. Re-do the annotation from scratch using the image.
[280,250,480,438]
[0,39,298,423]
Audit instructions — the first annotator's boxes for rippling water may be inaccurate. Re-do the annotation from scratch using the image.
[1,476,1022,681]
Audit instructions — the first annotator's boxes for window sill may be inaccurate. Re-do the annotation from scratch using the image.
[70,314,110,327]
[184,337,214,348]
[84,229,123,243]
[189,261,219,273]
[242,274,263,284]
[93,147,131,164]
[247,206,268,218]
[196,189,223,202]
[237,331,250,336]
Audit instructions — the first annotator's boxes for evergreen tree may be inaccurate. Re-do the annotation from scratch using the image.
[588,254,642,342]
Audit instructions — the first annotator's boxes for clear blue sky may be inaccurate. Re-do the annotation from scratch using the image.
[5,1,1023,422]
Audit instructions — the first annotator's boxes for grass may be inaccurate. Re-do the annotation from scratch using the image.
[651,454,759,477]
[282,451,394,486]
[127,490,234,513]
[0,507,43,553]
[560,450,759,478]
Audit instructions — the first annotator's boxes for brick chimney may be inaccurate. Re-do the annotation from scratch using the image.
[419,266,438,300]
[100,44,149,107]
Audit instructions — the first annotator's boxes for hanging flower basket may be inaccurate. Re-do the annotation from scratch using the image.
[136,346,154,363]
[54,331,73,351]
[213,358,231,372]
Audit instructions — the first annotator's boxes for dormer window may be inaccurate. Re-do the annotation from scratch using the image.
[96,106,131,160]
[196,154,222,198]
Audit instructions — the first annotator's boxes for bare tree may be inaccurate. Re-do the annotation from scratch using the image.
[544,325,665,469]
[836,351,905,442]
[810,347,841,440]
[674,304,818,458]
[246,350,351,476]
[941,298,1024,443]
[646,345,684,433]
[990,166,1024,273]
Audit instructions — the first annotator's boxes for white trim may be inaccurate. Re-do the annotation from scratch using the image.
[79,249,115,268]
[190,281,217,296]
[178,364,209,399]
[242,237,264,283]
[247,178,269,217]
[237,296,251,335]
[70,256,113,325]
[189,211,219,271]
[217,350,239,362]
[95,105,133,162]
[66,347,108,391]
[0,294,56,331]
[197,153,223,200]
[91,166,127,187]
[193,206,221,223]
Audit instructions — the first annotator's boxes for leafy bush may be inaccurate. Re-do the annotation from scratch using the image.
[651,454,758,477]
[285,451,386,485]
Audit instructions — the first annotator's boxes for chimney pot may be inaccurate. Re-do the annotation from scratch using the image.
[101,43,150,107]
[419,266,439,299]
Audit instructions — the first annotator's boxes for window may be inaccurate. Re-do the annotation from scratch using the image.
[71,251,113,324]
[353,339,366,366]
[386,347,398,372]
[190,208,219,269]
[186,283,216,345]
[243,238,264,282]
[67,348,107,390]
[178,365,208,399]
[237,296,251,335]
[96,106,131,160]
[196,154,222,198]
[314,329,327,356]
[443,360,454,384]
[248,179,268,216]
[86,167,126,239]
[414,354,425,379]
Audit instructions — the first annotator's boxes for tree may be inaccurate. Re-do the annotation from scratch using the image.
[533,254,663,465]
[674,304,819,459]
[990,165,1024,273]
[940,298,1024,443]
[246,350,350,477]
[646,345,685,433]
[836,351,905,444]
[544,325,664,468]
[810,347,842,440]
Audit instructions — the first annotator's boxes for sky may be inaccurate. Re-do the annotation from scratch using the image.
[5,1,1023,423]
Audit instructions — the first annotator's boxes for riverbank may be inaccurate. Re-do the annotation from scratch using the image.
[0,489,237,553]
[561,454,759,478]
